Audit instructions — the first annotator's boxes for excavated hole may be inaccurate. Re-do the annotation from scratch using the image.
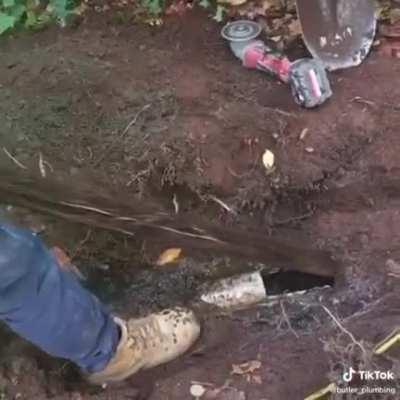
[262,270,334,296]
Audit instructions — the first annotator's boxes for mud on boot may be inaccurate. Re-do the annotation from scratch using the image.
[89,307,200,384]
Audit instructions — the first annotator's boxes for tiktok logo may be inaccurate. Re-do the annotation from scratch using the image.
[343,367,357,382]
[342,367,395,382]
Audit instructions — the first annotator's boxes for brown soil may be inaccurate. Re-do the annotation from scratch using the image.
[0,7,400,400]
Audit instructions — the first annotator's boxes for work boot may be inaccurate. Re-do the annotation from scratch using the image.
[89,307,200,384]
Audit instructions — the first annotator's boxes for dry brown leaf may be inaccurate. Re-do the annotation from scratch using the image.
[156,248,182,265]
[52,246,72,267]
[218,0,247,6]
[270,35,282,42]
[261,0,281,11]
[231,360,262,375]
[288,18,302,37]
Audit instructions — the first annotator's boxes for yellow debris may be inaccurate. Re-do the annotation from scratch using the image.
[374,327,400,355]
[156,248,182,266]
[304,383,337,400]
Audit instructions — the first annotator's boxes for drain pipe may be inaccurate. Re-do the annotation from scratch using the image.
[198,270,333,310]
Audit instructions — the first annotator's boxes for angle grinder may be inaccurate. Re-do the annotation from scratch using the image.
[221,20,332,108]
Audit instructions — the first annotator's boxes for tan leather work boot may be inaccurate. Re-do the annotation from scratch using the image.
[89,307,200,384]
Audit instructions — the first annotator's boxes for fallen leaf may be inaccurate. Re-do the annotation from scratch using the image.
[299,127,309,141]
[218,0,247,5]
[52,246,72,267]
[262,149,275,171]
[156,248,182,265]
[213,5,226,22]
[190,384,206,398]
[52,246,86,281]
[270,35,282,42]
[257,0,282,13]
[231,360,262,375]
[145,18,163,26]
[386,259,400,277]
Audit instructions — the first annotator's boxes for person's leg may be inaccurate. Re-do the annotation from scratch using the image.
[0,222,200,384]
[0,222,119,373]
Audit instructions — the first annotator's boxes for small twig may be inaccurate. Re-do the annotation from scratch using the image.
[272,211,313,227]
[71,229,92,260]
[44,160,54,172]
[94,104,151,166]
[280,300,299,338]
[86,146,93,161]
[351,96,400,112]
[264,106,298,118]
[3,147,27,169]
[322,305,367,358]
[351,96,376,107]
[59,200,225,244]
[227,166,248,178]
[39,152,46,178]
[156,224,226,244]
[208,195,237,215]
[126,169,150,187]
[60,202,114,216]
[172,193,179,214]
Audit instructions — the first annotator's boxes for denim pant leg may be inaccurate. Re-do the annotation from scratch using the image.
[0,223,119,373]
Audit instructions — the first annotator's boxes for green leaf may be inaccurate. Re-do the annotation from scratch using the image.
[26,10,52,30]
[142,0,164,15]
[25,10,38,28]
[213,5,225,22]
[198,0,210,8]
[0,12,16,34]
[50,0,70,19]
[3,0,16,8]
[8,4,26,19]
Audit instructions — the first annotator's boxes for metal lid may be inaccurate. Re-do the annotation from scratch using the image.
[221,20,262,42]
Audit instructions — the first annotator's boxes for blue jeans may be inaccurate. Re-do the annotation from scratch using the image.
[0,223,119,373]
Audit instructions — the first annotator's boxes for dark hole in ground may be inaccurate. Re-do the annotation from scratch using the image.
[262,270,334,296]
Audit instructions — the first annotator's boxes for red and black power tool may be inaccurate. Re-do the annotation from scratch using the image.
[221,20,332,108]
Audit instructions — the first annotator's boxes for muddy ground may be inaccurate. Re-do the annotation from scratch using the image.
[1,7,400,400]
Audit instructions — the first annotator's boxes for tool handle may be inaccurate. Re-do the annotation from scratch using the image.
[242,42,291,83]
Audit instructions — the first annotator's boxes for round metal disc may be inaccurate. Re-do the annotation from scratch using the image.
[221,20,262,42]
